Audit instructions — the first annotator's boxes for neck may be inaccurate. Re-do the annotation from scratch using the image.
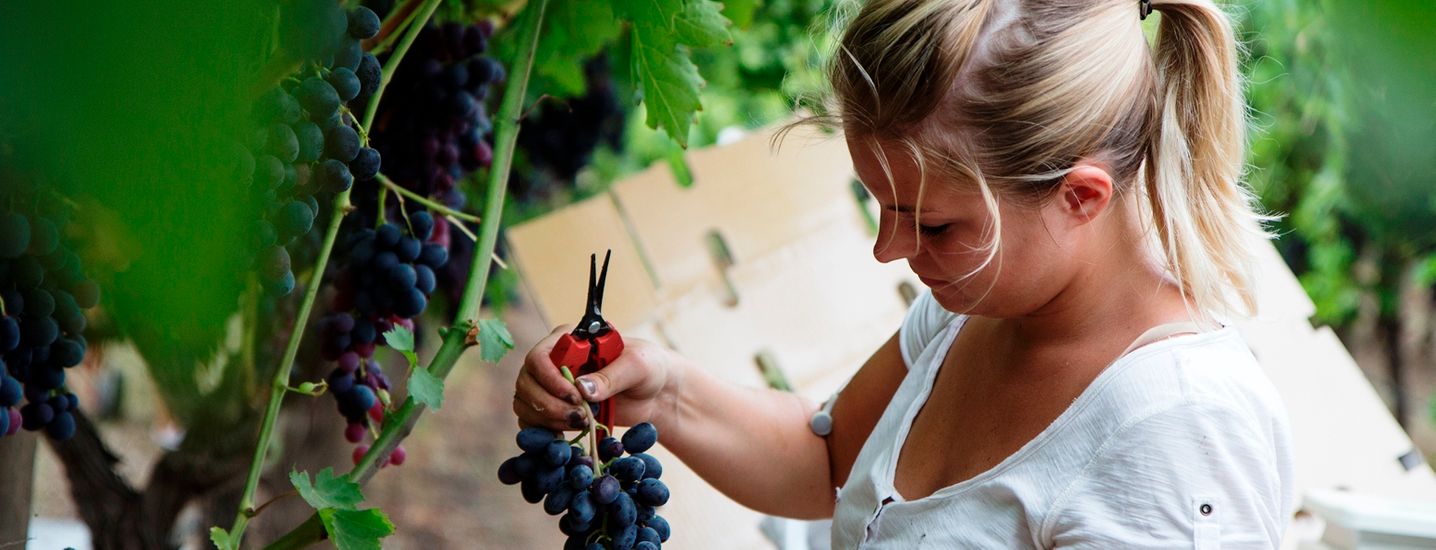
[1001,212,1200,352]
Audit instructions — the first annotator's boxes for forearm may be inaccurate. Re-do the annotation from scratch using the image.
[650,357,835,519]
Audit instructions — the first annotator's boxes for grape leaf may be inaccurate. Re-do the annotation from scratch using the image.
[290,467,364,511]
[318,508,394,550]
[674,0,734,47]
[618,0,733,147]
[722,0,760,28]
[382,326,418,369]
[477,318,514,363]
[409,366,445,410]
[209,526,237,550]
[534,0,623,96]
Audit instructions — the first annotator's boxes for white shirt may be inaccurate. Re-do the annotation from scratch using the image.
[830,290,1297,549]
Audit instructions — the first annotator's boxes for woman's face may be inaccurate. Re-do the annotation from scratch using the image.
[849,137,1075,317]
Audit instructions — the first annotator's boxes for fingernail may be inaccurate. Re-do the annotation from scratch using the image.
[577,377,597,398]
[567,410,586,429]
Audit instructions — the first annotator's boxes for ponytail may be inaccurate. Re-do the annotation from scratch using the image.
[1145,0,1271,318]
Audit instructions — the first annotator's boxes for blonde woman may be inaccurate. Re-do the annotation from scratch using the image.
[513,0,1295,546]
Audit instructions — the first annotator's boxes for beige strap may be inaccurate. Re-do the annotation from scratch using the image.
[1118,321,1206,358]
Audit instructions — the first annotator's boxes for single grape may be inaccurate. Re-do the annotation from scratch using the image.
[348,7,380,39]
[621,422,658,454]
[296,77,341,118]
[327,68,361,102]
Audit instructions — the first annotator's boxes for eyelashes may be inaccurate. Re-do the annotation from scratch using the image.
[918,223,951,236]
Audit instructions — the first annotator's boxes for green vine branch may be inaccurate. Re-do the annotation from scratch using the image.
[260,0,550,546]
[219,0,445,547]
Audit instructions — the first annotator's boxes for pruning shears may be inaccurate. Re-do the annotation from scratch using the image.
[549,250,625,430]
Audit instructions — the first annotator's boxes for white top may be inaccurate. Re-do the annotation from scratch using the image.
[830,289,1297,549]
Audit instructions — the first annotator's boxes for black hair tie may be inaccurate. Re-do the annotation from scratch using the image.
[1139,0,1153,20]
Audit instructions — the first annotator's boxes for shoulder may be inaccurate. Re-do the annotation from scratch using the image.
[1041,329,1296,548]
[897,288,962,368]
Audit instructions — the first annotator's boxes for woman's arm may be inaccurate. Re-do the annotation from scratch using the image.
[513,328,908,519]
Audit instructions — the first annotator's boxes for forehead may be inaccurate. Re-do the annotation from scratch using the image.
[846,135,974,209]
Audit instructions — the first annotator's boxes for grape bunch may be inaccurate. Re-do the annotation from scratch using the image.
[242,3,384,296]
[0,206,100,441]
[360,19,503,215]
[512,55,625,205]
[318,211,449,464]
[499,422,672,550]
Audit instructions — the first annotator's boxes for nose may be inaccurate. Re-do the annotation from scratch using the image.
[872,216,918,264]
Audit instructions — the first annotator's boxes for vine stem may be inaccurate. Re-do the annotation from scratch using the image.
[261,0,550,547]
[377,173,481,223]
[223,0,445,546]
[224,186,351,547]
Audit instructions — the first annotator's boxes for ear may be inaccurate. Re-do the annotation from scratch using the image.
[1055,164,1114,225]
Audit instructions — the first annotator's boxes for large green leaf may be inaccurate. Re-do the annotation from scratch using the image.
[318,508,395,550]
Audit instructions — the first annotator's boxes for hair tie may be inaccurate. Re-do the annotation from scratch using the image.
[1139,0,1153,20]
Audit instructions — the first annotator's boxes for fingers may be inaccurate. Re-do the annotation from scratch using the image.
[574,348,652,402]
[523,324,583,405]
[513,369,587,431]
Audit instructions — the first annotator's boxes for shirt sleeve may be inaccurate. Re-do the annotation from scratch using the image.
[897,288,955,369]
[1045,402,1290,549]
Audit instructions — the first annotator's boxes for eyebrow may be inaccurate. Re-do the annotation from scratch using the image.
[882,204,939,214]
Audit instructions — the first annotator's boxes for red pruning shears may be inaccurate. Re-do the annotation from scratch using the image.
[549,250,625,430]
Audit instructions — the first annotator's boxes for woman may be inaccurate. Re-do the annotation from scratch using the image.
[513,0,1295,546]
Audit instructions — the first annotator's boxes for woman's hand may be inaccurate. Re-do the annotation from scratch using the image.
[512,324,683,432]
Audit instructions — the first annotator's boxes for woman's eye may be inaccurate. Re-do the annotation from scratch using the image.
[918,223,950,236]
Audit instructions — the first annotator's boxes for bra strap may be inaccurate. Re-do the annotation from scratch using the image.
[1118,321,1206,358]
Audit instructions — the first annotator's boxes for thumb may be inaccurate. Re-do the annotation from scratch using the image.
[576,354,646,402]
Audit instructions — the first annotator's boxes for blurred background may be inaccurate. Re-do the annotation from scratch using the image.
[0,0,1433,548]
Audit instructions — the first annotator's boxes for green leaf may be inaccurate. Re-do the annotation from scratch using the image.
[290,467,364,511]
[534,0,623,96]
[409,366,445,410]
[477,318,515,363]
[674,0,733,47]
[318,508,395,550]
[619,0,732,147]
[209,526,237,550]
[383,326,415,353]
[383,326,419,369]
[722,0,760,28]
[627,31,705,147]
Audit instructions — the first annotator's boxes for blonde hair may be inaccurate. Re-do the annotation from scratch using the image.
[787,0,1271,318]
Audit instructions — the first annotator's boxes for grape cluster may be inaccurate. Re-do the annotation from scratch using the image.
[242,4,384,296]
[513,55,625,201]
[361,20,503,214]
[0,207,99,441]
[318,211,449,463]
[499,423,672,550]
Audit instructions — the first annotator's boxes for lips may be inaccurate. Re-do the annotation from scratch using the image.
[917,274,946,287]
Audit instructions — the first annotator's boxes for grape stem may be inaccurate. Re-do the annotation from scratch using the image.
[376,173,481,223]
[250,489,298,519]
[561,366,604,474]
[260,0,550,547]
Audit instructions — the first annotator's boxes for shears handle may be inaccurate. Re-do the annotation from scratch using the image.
[549,329,626,429]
